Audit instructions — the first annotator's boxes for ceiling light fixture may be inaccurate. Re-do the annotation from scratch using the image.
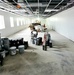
[45,9,59,12]
[43,0,52,14]
[11,9,26,12]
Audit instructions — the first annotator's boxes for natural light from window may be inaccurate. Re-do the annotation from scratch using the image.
[17,18,20,26]
[0,15,5,29]
[10,17,14,27]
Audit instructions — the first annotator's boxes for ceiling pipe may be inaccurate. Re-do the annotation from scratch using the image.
[24,0,34,15]
[54,0,64,8]
[0,0,29,16]
[43,0,52,15]
[48,0,74,17]
[47,0,64,15]
[17,0,33,15]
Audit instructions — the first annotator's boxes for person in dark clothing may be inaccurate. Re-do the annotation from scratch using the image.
[31,27,38,44]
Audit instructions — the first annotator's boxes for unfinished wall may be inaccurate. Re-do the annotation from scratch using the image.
[46,6,74,41]
[0,9,29,37]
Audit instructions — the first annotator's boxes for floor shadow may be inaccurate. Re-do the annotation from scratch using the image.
[52,40,67,49]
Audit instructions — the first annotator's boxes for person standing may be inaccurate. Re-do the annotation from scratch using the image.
[42,32,48,51]
[31,27,38,44]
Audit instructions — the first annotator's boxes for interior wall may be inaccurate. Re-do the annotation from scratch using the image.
[46,6,74,41]
[40,18,46,25]
[0,9,28,37]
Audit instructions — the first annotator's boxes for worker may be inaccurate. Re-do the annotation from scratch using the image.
[42,31,48,51]
[31,26,38,44]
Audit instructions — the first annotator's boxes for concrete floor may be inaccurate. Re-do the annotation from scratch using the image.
[0,28,74,75]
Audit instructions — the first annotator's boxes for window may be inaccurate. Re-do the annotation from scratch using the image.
[10,17,14,27]
[0,15,5,29]
[20,19,22,25]
[17,18,20,26]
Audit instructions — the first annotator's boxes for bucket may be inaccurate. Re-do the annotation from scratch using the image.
[18,45,24,54]
[0,50,5,58]
[10,46,16,55]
